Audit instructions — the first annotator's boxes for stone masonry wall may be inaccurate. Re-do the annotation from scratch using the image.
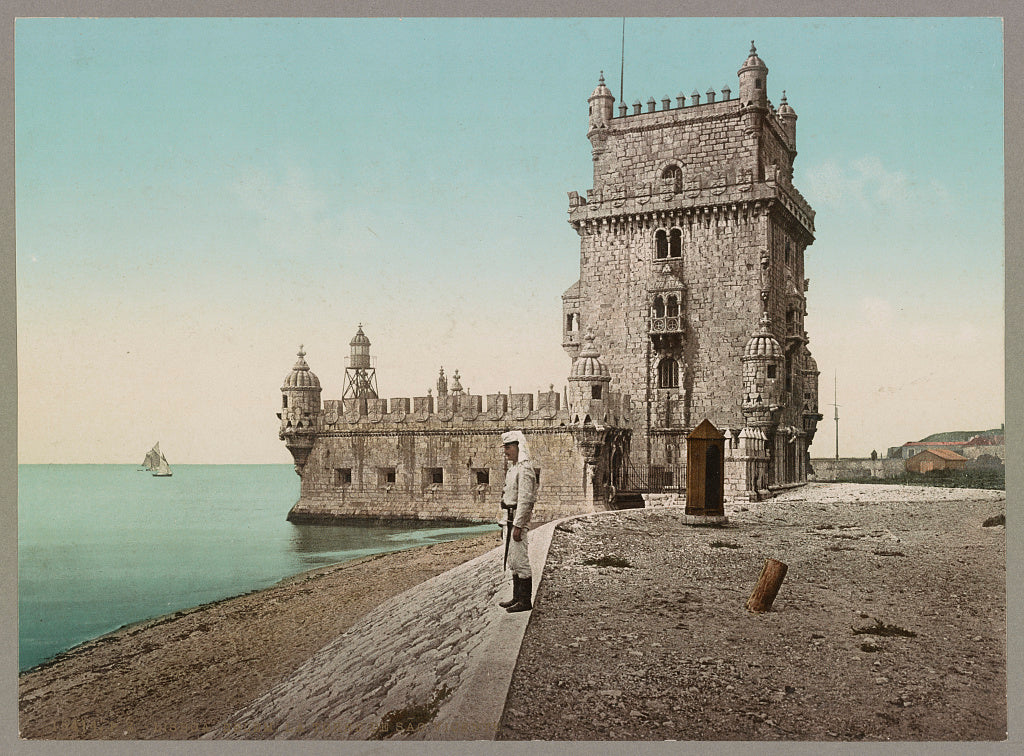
[568,71,818,480]
[573,106,778,462]
[809,458,905,481]
[288,427,587,524]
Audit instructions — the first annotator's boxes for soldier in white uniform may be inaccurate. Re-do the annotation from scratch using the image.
[498,430,537,613]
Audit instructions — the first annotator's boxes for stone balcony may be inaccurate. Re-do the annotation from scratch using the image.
[649,316,684,335]
[649,315,684,350]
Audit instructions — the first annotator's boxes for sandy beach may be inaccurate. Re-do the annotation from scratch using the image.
[18,531,500,740]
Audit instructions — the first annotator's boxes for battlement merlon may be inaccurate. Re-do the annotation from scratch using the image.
[602,93,795,152]
[279,387,634,434]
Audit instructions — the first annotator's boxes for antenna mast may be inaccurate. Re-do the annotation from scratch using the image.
[831,373,840,460]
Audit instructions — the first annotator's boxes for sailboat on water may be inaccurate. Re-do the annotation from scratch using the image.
[140,442,173,476]
[140,443,162,472]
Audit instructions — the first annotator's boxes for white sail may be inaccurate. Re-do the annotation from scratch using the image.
[141,443,161,471]
[153,452,172,477]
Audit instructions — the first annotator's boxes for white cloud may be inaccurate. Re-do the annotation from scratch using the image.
[804,156,921,208]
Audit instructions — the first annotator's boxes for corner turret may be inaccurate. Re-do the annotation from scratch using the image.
[741,314,783,426]
[279,345,323,471]
[587,72,615,173]
[588,71,615,132]
[568,329,612,425]
[800,334,823,437]
[777,90,797,151]
[737,40,769,110]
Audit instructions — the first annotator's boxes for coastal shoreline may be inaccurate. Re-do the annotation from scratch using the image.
[19,483,1008,742]
[18,531,501,740]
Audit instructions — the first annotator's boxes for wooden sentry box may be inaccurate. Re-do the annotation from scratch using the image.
[686,419,725,516]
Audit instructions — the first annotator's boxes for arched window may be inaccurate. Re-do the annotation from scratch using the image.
[662,165,683,193]
[655,229,668,259]
[657,357,679,389]
[669,228,682,258]
[666,295,679,318]
[652,295,665,318]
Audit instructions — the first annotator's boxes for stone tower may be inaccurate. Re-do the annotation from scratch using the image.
[563,42,820,492]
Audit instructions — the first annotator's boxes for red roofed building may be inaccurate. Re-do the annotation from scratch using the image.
[906,448,969,473]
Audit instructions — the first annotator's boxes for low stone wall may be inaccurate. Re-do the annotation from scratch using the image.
[959,444,1005,462]
[809,458,904,481]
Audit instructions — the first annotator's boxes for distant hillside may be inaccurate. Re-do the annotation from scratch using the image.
[920,427,1003,443]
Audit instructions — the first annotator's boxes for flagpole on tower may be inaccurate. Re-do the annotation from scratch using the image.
[620,18,625,108]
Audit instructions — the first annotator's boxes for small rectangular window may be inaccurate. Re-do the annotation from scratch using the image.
[474,468,490,485]
[333,468,352,486]
[592,385,603,399]
[767,365,777,379]
[424,467,443,485]
[378,467,396,485]
[282,395,288,408]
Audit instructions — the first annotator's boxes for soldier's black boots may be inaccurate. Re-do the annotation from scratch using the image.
[505,576,533,613]
[498,576,520,608]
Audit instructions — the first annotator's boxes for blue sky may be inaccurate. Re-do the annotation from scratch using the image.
[15,16,1004,462]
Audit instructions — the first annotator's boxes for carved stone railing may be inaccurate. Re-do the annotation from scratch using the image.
[649,316,684,334]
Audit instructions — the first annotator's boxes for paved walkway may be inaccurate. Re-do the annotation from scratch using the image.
[203,519,561,741]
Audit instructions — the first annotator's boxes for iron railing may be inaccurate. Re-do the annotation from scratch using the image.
[617,461,686,493]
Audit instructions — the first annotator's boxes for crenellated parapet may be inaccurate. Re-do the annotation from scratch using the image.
[314,388,571,433]
[613,84,735,120]
[570,41,813,243]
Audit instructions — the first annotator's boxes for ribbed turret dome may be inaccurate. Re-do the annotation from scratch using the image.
[283,346,321,388]
[778,90,795,116]
[571,330,611,379]
[349,325,370,348]
[590,71,613,100]
[740,40,767,71]
[743,315,782,359]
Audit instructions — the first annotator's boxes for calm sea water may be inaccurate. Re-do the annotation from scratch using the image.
[17,464,497,672]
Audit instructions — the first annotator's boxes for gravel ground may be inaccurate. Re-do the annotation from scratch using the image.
[498,483,1006,742]
[18,483,1007,743]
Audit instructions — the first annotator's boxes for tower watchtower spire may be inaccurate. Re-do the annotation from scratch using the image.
[342,324,379,400]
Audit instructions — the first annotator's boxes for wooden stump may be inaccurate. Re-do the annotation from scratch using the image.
[746,558,788,613]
